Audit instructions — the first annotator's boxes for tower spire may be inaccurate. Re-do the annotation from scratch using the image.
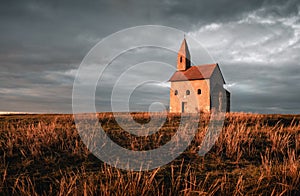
[177,38,191,71]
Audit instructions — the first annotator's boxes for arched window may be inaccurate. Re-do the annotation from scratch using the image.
[180,56,182,63]
[175,90,178,95]
[186,90,190,95]
[197,89,201,94]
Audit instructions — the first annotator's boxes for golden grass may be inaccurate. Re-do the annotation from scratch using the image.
[0,112,299,195]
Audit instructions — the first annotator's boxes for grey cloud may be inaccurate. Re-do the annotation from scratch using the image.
[0,0,299,113]
[189,1,300,114]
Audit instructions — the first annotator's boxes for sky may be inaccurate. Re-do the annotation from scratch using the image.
[0,0,299,114]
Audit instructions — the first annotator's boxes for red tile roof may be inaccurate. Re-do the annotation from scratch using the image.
[169,63,217,81]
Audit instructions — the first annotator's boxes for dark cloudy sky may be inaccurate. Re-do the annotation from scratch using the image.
[1,0,299,114]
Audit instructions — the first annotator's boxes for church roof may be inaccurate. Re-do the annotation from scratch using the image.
[169,63,220,82]
[178,38,190,58]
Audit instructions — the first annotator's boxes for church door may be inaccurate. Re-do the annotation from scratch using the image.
[182,102,187,113]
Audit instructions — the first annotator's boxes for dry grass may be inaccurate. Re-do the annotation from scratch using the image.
[0,112,299,195]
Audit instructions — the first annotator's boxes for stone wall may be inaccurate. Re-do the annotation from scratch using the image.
[169,79,210,113]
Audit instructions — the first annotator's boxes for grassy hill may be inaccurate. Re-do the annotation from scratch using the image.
[0,113,299,195]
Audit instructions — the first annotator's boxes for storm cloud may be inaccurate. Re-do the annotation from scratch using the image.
[0,0,299,113]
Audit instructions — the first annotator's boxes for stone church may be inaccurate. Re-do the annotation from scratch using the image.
[169,39,230,113]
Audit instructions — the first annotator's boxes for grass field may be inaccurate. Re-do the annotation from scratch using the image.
[0,112,299,195]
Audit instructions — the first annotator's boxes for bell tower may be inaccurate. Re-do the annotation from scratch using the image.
[177,38,191,71]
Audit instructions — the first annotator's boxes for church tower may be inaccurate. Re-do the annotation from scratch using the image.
[177,38,191,71]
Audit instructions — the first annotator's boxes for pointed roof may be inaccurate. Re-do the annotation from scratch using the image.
[169,63,225,83]
[178,38,190,58]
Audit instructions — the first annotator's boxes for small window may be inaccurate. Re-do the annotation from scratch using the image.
[186,90,190,95]
[180,56,182,63]
[197,89,201,94]
[175,90,178,95]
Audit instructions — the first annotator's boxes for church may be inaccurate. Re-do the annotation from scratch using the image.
[169,39,230,113]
